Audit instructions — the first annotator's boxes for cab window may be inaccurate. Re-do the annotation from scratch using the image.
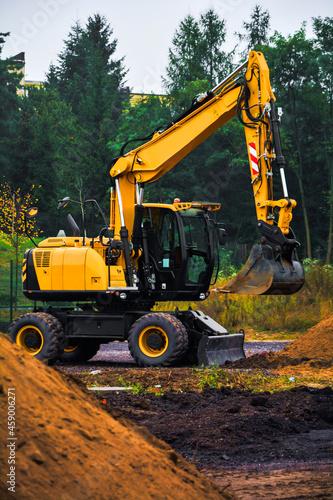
[143,208,181,269]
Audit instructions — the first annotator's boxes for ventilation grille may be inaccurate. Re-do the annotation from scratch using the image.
[35,251,51,267]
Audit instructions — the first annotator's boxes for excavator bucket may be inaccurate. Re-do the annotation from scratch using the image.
[197,333,245,367]
[214,244,305,295]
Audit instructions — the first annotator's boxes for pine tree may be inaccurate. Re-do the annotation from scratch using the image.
[45,14,128,204]
[163,15,205,95]
[163,10,233,110]
[0,33,22,178]
[236,4,271,56]
[199,9,233,87]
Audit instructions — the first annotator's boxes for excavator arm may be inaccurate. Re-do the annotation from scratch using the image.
[109,51,304,295]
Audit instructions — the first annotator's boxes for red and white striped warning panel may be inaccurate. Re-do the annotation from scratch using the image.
[249,142,259,176]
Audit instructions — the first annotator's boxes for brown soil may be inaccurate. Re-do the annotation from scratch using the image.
[231,315,333,372]
[281,314,333,360]
[58,315,333,499]
[0,334,236,500]
[1,315,333,499]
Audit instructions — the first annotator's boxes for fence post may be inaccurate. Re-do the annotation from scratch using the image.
[10,259,13,325]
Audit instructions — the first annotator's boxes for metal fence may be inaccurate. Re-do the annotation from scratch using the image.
[0,260,32,332]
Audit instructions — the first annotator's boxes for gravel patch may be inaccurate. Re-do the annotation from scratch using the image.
[57,340,291,372]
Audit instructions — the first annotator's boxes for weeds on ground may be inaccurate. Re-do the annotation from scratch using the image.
[194,365,332,392]
[153,259,333,335]
[79,364,332,396]
[118,376,144,394]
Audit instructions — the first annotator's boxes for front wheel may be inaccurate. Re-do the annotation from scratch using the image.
[128,313,188,367]
[8,312,65,363]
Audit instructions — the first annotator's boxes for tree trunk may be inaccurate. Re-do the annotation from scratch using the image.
[325,92,333,264]
[296,171,312,259]
[292,103,312,259]
[326,204,332,264]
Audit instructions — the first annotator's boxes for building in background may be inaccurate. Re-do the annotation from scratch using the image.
[13,52,43,96]
[13,52,164,102]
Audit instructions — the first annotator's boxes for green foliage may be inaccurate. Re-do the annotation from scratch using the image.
[118,376,144,394]
[155,258,333,333]
[112,94,172,154]
[0,33,22,177]
[45,14,128,208]
[8,89,78,219]
[163,9,233,103]
[217,248,238,279]
[236,4,271,56]
[163,15,204,95]
[302,259,333,300]
[200,9,233,86]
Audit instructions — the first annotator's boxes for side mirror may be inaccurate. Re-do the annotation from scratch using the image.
[217,227,227,246]
[57,196,70,210]
[24,207,39,247]
[26,207,38,219]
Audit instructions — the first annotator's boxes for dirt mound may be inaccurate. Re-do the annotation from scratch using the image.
[232,316,333,370]
[281,315,333,361]
[0,334,236,500]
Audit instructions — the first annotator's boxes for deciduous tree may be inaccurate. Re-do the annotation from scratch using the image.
[0,182,40,309]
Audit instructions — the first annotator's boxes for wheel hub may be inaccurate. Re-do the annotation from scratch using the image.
[146,333,164,350]
[24,333,39,349]
[139,326,169,357]
[16,325,44,355]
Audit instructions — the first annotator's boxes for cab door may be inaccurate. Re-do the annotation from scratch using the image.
[142,207,183,295]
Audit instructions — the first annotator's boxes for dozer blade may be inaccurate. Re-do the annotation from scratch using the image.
[214,244,305,295]
[197,333,245,367]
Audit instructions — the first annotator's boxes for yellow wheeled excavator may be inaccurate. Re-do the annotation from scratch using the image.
[9,51,304,367]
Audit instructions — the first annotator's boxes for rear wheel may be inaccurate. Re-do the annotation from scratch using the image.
[128,313,188,367]
[8,313,64,363]
[60,339,101,362]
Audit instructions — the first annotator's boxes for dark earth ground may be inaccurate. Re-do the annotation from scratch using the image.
[57,342,333,499]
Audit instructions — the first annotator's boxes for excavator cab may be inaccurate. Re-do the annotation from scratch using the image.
[140,203,218,300]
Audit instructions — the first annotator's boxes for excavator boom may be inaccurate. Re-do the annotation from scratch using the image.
[110,51,305,296]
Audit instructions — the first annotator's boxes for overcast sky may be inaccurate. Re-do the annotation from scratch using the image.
[1,0,332,93]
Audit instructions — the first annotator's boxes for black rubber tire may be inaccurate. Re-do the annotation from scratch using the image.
[37,312,66,359]
[8,312,64,363]
[128,313,189,367]
[59,339,101,362]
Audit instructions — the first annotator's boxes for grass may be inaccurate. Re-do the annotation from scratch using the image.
[0,237,43,308]
[154,259,333,337]
[76,364,333,396]
[194,366,332,393]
